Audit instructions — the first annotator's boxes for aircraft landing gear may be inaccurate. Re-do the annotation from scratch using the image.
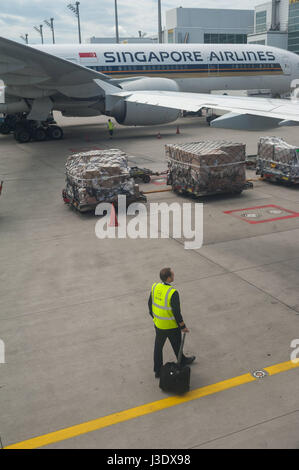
[15,127,32,144]
[0,115,18,135]
[0,114,63,143]
[47,125,63,141]
[206,114,218,126]
[14,122,63,143]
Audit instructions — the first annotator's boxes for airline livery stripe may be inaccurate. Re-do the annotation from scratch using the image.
[99,68,283,74]
[88,63,283,76]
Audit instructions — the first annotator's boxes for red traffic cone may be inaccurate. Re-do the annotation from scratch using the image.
[157,132,162,139]
[176,126,180,134]
[109,203,119,227]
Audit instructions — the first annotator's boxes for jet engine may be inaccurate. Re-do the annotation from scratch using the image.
[0,99,30,114]
[109,77,180,126]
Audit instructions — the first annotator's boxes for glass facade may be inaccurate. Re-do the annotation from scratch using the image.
[204,33,247,44]
[256,11,267,33]
[249,40,266,45]
[288,0,299,54]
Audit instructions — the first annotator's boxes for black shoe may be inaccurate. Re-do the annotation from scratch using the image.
[181,356,196,366]
[155,372,160,379]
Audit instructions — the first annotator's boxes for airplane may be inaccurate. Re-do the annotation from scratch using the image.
[1,36,299,143]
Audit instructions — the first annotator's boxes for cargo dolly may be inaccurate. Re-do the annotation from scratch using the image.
[168,180,253,198]
[256,138,299,185]
[257,163,299,185]
[62,188,147,213]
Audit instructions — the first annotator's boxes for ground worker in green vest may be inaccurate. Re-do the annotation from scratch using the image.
[107,119,115,139]
[148,267,196,378]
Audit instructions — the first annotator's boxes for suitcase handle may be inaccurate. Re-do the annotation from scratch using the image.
[178,332,186,365]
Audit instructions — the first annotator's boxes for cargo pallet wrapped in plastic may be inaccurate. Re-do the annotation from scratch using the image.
[62,149,146,212]
[166,141,247,197]
[256,137,299,184]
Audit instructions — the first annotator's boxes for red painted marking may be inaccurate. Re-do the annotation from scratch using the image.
[79,52,97,58]
[224,205,299,225]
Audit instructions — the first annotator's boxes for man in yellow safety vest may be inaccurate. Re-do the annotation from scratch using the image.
[107,119,115,139]
[148,267,196,378]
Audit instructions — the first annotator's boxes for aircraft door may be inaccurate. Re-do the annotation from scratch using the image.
[282,56,291,75]
[0,80,5,105]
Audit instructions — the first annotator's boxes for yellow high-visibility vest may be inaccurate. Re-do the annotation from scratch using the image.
[151,283,178,330]
[108,121,114,130]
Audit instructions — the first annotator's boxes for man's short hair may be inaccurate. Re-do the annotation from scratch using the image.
[160,268,172,283]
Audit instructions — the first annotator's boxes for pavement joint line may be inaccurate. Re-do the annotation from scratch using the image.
[230,272,299,316]
[3,359,299,450]
[0,269,233,322]
[232,255,299,274]
[190,409,299,449]
[201,226,299,248]
[178,238,299,315]
[0,257,295,323]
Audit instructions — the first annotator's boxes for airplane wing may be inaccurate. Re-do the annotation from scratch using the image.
[113,89,299,126]
[0,36,114,99]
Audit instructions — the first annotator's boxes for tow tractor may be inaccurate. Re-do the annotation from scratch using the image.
[129,166,166,183]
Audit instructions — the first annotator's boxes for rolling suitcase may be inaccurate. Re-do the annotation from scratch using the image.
[159,333,191,394]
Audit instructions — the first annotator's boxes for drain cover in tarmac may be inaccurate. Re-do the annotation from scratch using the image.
[252,370,268,379]
[224,205,299,224]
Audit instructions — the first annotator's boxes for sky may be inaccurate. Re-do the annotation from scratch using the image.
[0,0,263,44]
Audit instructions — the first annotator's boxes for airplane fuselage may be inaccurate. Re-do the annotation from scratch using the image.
[36,43,299,95]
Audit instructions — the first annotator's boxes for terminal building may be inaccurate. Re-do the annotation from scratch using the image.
[288,0,299,53]
[88,7,254,46]
[88,2,299,55]
[248,0,299,54]
[162,7,254,44]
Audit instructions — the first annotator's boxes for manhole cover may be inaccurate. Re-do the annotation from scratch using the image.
[242,213,260,219]
[252,370,268,379]
[268,209,283,215]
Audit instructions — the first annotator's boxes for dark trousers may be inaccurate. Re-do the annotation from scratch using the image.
[154,326,186,373]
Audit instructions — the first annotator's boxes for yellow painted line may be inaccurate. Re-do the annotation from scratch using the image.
[4,360,299,450]
[265,359,299,376]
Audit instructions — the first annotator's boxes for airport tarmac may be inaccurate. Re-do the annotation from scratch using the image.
[1,114,299,450]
